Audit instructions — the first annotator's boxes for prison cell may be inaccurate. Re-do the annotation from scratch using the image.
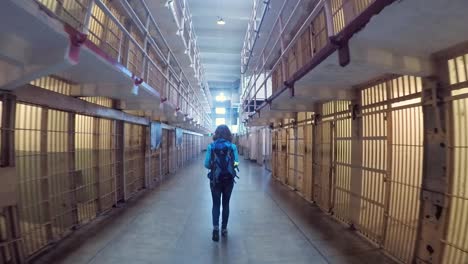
[442,52,468,264]
[332,106,352,225]
[182,134,186,165]
[123,123,145,199]
[360,90,387,244]
[149,146,162,186]
[195,136,199,156]
[272,125,284,182]
[96,118,118,212]
[263,128,273,171]
[161,129,169,176]
[313,113,333,212]
[279,127,288,184]
[187,134,190,163]
[127,28,145,78]
[168,130,177,174]
[259,75,427,263]
[298,27,312,69]
[177,133,184,168]
[271,131,278,178]
[15,103,46,256]
[36,0,89,30]
[74,114,99,224]
[287,45,298,80]
[303,116,314,202]
[147,47,167,95]
[0,0,210,261]
[184,134,188,166]
[330,0,374,34]
[88,0,125,62]
[286,121,297,188]
[0,93,205,262]
[190,135,194,161]
[273,130,282,181]
[46,109,75,242]
[256,129,264,165]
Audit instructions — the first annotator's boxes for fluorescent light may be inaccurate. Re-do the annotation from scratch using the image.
[215,92,227,102]
[215,118,225,126]
[217,17,225,25]
[215,107,226,114]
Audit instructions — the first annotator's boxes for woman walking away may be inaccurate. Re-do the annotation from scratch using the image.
[204,125,239,242]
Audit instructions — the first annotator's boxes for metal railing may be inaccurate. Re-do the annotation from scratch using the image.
[34,0,212,129]
[240,0,271,74]
[240,0,329,116]
[167,0,213,107]
[239,0,376,120]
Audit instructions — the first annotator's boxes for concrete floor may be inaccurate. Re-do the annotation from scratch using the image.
[34,155,397,264]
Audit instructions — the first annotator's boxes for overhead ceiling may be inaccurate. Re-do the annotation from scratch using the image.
[187,0,253,90]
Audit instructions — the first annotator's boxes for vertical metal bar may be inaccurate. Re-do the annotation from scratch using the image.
[40,108,53,242]
[329,107,336,212]
[253,78,257,111]
[323,0,335,37]
[293,114,298,190]
[122,19,132,70]
[164,51,171,100]
[312,103,320,204]
[112,120,119,202]
[118,121,127,201]
[82,0,95,34]
[141,14,151,80]
[350,90,363,228]
[93,117,101,213]
[381,80,392,246]
[1,94,16,167]
[68,113,79,227]
[159,137,163,182]
[146,126,152,188]
[142,125,148,189]
[277,17,288,83]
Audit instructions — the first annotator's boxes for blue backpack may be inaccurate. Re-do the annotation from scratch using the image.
[208,140,239,183]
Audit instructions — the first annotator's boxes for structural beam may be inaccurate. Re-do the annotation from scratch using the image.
[12,85,149,126]
[414,77,450,263]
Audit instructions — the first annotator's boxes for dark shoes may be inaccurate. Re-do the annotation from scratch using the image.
[212,229,219,242]
[212,229,228,242]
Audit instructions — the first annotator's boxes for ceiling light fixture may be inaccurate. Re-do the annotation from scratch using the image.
[217,17,225,25]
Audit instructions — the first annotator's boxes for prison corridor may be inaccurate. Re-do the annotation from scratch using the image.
[33,156,395,264]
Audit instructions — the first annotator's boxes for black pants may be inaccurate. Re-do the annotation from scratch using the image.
[210,177,234,229]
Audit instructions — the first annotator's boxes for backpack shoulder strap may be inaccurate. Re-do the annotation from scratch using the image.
[209,142,215,168]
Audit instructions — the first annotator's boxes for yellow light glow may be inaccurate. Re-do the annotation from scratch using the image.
[215,107,226,114]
